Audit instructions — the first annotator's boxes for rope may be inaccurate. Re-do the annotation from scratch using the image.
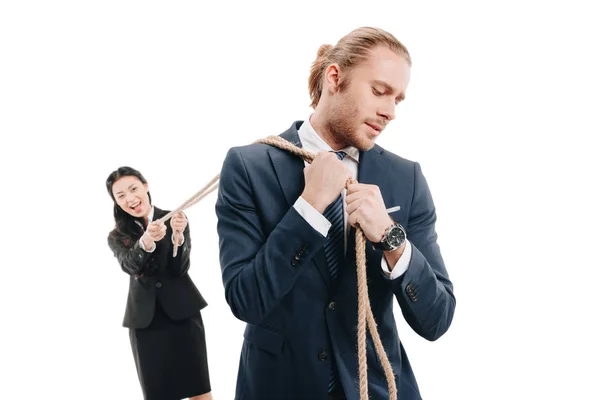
[159,135,397,399]
[156,174,220,256]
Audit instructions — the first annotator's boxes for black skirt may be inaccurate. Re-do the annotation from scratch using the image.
[129,301,211,400]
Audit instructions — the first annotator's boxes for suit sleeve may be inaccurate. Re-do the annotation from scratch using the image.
[107,233,151,276]
[388,162,456,341]
[167,220,192,277]
[215,147,327,325]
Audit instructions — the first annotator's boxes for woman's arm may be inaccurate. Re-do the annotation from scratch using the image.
[107,233,152,276]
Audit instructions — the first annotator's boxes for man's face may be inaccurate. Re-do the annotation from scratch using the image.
[327,46,411,151]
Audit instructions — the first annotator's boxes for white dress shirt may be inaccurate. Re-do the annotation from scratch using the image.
[136,206,184,253]
[292,116,412,279]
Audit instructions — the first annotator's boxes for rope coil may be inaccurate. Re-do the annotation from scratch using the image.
[160,135,396,399]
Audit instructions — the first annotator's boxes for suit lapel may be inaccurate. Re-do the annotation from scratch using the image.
[267,121,332,288]
[152,206,166,221]
[268,125,305,208]
[356,144,391,189]
[358,145,394,276]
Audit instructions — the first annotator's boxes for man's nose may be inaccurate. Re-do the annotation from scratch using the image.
[378,100,396,122]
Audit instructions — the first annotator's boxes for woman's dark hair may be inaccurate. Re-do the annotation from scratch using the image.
[106,166,152,245]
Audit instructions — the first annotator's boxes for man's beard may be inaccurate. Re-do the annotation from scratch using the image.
[327,101,375,152]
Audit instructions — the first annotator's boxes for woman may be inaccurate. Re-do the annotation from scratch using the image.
[106,166,212,400]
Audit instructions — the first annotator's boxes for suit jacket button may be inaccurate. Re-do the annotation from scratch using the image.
[156,282,162,288]
[328,302,336,311]
[318,351,328,361]
[291,259,298,267]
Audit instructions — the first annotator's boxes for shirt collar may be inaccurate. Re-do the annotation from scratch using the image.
[148,205,154,222]
[135,205,155,228]
[297,114,360,162]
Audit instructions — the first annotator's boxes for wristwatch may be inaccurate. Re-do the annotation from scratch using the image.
[373,222,406,251]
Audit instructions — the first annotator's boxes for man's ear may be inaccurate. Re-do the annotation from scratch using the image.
[324,63,342,94]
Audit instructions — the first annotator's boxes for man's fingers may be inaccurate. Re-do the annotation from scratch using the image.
[346,190,369,204]
[346,183,372,194]
[346,197,366,215]
[348,210,360,227]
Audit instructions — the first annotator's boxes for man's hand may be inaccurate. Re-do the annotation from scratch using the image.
[346,183,394,243]
[301,152,352,213]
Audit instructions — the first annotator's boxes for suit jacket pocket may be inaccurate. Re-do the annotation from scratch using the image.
[243,324,285,355]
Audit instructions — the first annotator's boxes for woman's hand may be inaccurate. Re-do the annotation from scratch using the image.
[141,221,166,250]
[170,212,188,232]
[170,212,187,247]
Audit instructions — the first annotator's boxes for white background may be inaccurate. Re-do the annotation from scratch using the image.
[1,0,599,399]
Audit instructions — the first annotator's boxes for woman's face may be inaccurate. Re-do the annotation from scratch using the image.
[111,176,151,218]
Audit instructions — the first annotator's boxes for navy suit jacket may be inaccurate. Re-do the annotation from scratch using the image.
[215,121,455,399]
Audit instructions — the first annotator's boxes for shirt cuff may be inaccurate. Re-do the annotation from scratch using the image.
[139,237,156,253]
[381,240,412,279]
[293,196,331,237]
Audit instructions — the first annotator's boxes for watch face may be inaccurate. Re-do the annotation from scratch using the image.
[388,226,406,247]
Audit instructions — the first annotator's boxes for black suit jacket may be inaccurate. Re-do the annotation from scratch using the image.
[107,207,208,329]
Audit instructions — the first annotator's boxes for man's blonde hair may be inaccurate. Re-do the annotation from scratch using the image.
[308,27,411,108]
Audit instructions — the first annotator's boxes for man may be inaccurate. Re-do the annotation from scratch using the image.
[215,27,455,400]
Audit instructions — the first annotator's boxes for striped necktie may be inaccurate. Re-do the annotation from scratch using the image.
[322,150,347,281]
[322,150,346,393]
